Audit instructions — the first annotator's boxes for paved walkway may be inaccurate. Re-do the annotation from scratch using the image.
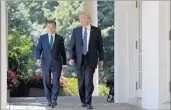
[7,97,142,110]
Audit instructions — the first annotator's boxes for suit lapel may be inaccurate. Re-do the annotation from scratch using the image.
[79,27,83,46]
[88,26,93,50]
[51,34,58,52]
[45,34,51,50]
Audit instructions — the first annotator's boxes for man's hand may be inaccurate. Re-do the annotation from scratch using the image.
[98,61,104,68]
[69,59,74,66]
[36,59,41,67]
[62,66,67,73]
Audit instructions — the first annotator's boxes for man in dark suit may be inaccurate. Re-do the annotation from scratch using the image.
[69,13,104,109]
[36,20,66,108]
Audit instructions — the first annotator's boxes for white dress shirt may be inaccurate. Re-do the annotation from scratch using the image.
[48,33,55,44]
[82,24,91,52]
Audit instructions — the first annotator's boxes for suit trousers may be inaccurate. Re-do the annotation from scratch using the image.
[42,66,61,103]
[77,54,95,104]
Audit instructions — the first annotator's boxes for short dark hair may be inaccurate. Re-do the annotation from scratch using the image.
[47,20,56,26]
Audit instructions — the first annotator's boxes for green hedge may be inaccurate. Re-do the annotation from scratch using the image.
[99,84,109,96]
[63,78,79,96]
[62,78,109,96]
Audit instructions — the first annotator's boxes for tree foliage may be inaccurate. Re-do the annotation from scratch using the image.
[98,1,114,83]
[7,1,114,84]
[8,32,35,76]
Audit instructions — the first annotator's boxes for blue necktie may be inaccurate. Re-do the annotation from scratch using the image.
[50,35,53,50]
[83,28,87,55]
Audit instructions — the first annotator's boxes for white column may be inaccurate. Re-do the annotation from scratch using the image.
[114,1,131,103]
[115,1,143,105]
[158,1,170,108]
[83,0,99,96]
[0,1,8,109]
[142,2,159,109]
[142,1,170,109]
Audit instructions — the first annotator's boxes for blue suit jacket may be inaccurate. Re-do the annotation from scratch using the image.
[36,34,66,72]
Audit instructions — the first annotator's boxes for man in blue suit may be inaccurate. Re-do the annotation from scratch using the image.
[36,20,66,108]
[69,13,104,109]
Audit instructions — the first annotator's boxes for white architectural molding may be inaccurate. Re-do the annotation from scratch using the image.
[0,1,8,109]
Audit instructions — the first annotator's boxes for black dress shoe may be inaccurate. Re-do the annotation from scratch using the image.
[87,104,93,109]
[51,101,57,108]
[47,103,51,107]
[81,103,86,107]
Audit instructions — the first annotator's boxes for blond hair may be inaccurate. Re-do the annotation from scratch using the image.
[80,12,91,21]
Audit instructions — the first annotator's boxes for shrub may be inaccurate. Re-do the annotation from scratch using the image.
[63,78,78,96]
[99,84,109,96]
[62,78,110,96]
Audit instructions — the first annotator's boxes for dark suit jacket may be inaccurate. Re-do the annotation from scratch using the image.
[69,25,104,69]
[36,34,66,72]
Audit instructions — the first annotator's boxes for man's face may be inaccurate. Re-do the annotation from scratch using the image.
[80,14,90,27]
[47,23,56,34]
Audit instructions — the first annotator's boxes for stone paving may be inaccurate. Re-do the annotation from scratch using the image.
[7,96,143,110]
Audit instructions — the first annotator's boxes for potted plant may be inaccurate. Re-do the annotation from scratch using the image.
[7,70,29,97]
[27,73,68,96]
[26,74,44,97]
[7,70,20,98]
